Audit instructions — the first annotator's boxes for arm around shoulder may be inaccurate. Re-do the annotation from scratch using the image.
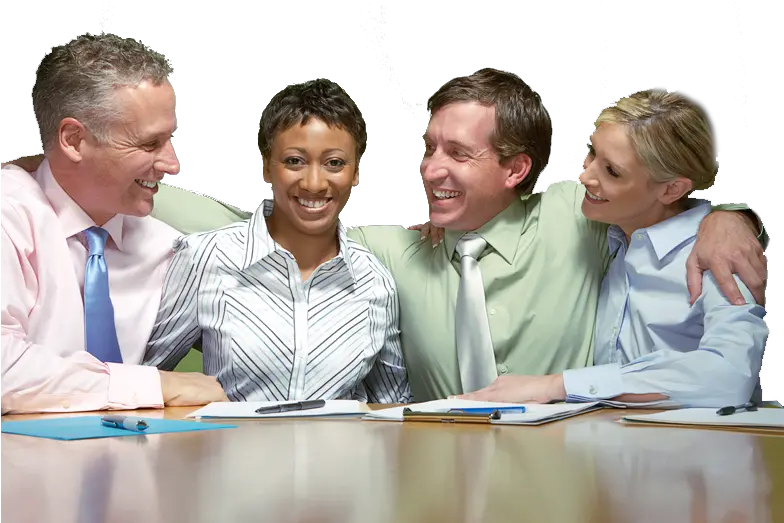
[152,183,252,235]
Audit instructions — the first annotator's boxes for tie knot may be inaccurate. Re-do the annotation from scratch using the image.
[456,233,487,260]
[84,227,109,256]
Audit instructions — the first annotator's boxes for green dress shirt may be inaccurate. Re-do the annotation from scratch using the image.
[150,182,766,401]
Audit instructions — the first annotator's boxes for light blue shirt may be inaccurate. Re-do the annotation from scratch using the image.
[563,202,768,408]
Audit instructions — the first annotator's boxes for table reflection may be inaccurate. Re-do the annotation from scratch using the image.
[2,433,160,523]
[563,418,773,523]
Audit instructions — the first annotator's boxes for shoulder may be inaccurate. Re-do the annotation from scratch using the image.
[346,225,423,266]
[172,220,250,258]
[152,183,252,235]
[1,167,51,245]
[538,180,586,212]
[158,220,253,273]
[346,237,398,293]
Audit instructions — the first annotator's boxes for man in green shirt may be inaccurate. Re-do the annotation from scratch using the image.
[145,70,768,401]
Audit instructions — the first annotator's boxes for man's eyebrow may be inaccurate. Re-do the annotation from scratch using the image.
[139,126,178,143]
[424,134,474,151]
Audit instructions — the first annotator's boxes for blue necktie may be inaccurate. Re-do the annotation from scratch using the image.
[83,227,123,363]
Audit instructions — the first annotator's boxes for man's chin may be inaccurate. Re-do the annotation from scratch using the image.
[125,200,155,218]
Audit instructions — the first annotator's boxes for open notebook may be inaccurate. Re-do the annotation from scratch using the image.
[364,399,613,425]
[186,400,371,419]
[621,408,784,431]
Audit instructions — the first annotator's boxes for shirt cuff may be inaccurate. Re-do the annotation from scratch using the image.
[563,364,625,401]
[106,363,164,409]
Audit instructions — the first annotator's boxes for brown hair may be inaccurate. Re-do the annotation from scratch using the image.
[258,79,367,163]
[427,68,552,194]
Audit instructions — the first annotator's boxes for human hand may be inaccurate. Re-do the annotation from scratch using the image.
[407,221,444,247]
[455,375,566,404]
[158,370,229,406]
[687,211,766,306]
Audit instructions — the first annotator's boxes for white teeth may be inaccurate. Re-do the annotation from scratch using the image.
[433,190,461,200]
[135,179,157,189]
[297,198,329,209]
[586,189,607,201]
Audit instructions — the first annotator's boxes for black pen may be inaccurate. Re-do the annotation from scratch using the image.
[716,401,758,416]
[255,399,326,414]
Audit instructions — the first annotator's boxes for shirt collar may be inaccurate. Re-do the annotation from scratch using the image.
[444,197,530,264]
[37,158,125,251]
[241,199,357,282]
[608,200,712,260]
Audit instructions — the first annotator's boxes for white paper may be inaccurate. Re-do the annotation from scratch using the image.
[186,400,371,419]
[621,408,784,428]
[492,402,606,425]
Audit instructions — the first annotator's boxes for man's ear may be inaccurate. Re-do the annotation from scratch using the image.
[58,118,87,163]
[504,153,532,190]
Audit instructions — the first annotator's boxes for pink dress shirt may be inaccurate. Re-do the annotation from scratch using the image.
[1,160,179,414]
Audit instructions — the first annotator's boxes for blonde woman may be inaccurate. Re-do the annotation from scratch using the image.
[459,89,768,408]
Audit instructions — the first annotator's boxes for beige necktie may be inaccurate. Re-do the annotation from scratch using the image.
[455,233,498,393]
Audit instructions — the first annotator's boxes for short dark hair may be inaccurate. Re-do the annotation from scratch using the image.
[258,79,367,161]
[427,68,552,194]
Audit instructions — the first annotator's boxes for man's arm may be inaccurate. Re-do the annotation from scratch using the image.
[1,225,163,414]
[360,267,412,404]
[562,273,767,407]
[143,237,206,370]
[152,183,252,235]
[688,204,768,306]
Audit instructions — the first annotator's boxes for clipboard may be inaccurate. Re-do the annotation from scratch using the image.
[402,408,502,424]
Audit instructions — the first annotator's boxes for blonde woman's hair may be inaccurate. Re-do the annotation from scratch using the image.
[595,89,717,192]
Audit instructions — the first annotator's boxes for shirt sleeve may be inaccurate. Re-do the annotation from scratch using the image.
[563,273,767,407]
[1,218,162,415]
[711,202,769,250]
[360,266,412,404]
[143,236,203,370]
[151,183,251,235]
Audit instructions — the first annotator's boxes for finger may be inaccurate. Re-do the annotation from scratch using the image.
[407,223,424,231]
[685,252,704,305]
[433,227,445,247]
[712,262,745,305]
[735,262,766,305]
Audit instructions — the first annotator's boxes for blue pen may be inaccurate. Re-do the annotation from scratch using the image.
[101,415,149,432]
[448,407,526,414]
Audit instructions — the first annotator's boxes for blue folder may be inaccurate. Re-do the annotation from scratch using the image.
[1,416,236,441]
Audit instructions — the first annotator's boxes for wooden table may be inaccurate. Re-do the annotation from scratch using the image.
[2,407,782,523]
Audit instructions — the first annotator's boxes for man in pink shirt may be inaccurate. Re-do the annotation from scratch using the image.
[1,33,227,414]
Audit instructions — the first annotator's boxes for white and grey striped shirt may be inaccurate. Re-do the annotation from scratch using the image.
[144,200,411,403]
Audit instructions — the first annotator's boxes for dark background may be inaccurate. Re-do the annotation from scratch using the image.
[0,1,784,399]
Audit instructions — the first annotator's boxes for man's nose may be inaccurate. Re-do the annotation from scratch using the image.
[155,140,180,176]
[421,155,448,184]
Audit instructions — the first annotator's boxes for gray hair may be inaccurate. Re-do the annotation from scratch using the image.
[32,33,173,150]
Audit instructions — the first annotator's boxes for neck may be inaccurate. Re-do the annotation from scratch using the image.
[620,200,688,242]
[450,190,518,232]
[48,152,114,226]
[266,212,340,280]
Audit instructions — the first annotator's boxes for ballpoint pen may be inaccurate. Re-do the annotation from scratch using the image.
[716,401,758,416]
[100,415,149,432]
[448,407,527,415]
[255,399,326,414]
